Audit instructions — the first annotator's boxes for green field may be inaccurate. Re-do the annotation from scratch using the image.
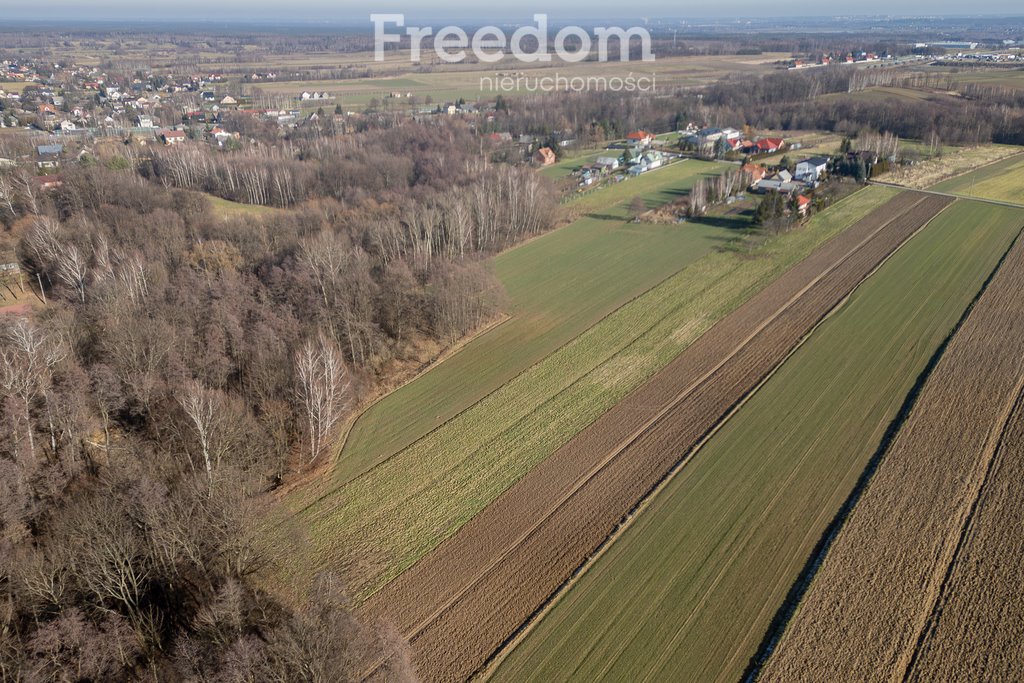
[929,153,1024,204]
[334,160,732,486]
[493,200,1024,682]
[265,185,902,602]
[206,195,283,218]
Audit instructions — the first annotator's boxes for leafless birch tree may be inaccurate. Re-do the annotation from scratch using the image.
[295,332,350,465]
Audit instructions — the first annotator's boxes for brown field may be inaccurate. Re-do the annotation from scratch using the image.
[360,191,953,681]
[906,394,1024,681]
[760,223,1024,682]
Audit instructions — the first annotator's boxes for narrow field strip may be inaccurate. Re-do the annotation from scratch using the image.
[760,206,1024,682]
[265,188,900,602]
[904,390,1024,681]
[361,192,951,681]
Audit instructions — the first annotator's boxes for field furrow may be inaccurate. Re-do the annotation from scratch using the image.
[362,192,952,681]
[760,213,1024,682]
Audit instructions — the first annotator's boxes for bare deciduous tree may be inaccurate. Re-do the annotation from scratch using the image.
[295,332,350,465]
[179,380,217,496]
[0,319,65,461]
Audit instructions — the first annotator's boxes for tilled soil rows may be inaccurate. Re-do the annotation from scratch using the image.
[904,394,1024,682]
[760,214,1024,682]
[362,191,951,682]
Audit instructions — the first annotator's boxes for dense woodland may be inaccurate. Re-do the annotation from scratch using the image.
[0,119,554,681]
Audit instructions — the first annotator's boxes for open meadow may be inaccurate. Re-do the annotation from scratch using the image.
[493,199,1024,683]
[882,144,1022,188]
[246,52,790,107]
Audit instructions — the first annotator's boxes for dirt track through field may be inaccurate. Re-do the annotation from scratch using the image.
[361,191,952,682]
[759,218,1024,683]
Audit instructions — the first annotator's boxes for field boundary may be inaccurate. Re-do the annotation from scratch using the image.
[481,196,956,682]
[924,150,1024,190]
[272,312,513,499]
[361,192,960,680]
[291,240,718,513]
[870,180,1024,209]
[299,184,872,516]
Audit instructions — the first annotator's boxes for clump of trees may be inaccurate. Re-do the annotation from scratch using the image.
[687,168,752,217]
[753,192,801,234]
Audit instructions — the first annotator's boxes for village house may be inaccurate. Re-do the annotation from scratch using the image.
[535,147,557,166]
[796,194,812,216]
[36,144,63,169]
[628,150,665,176]
[37,175,63,190]
[741,163,768,184]
[749,137,786,155]
[626,130,655,147]
[209,126,237,145]
[796,156,829,182]
[161,129,187,146]
[596,155,621,170]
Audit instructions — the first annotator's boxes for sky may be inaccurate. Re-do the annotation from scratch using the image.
[2,1,1022,23]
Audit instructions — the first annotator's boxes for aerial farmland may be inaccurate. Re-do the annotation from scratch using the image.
[3,11,1024,682]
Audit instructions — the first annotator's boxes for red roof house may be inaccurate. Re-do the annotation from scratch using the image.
[755,137,786,154]
[796,194,812,216]
[626,130,655,145]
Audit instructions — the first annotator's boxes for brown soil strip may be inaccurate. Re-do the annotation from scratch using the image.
[759,219,1024,683]
[904,389,1024,682]
[362,192,951,682]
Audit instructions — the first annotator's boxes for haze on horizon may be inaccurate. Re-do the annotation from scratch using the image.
[3,1,1023,23]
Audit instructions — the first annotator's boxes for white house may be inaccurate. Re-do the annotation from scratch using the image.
[596,156,620,170]
[795,156,829,181]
